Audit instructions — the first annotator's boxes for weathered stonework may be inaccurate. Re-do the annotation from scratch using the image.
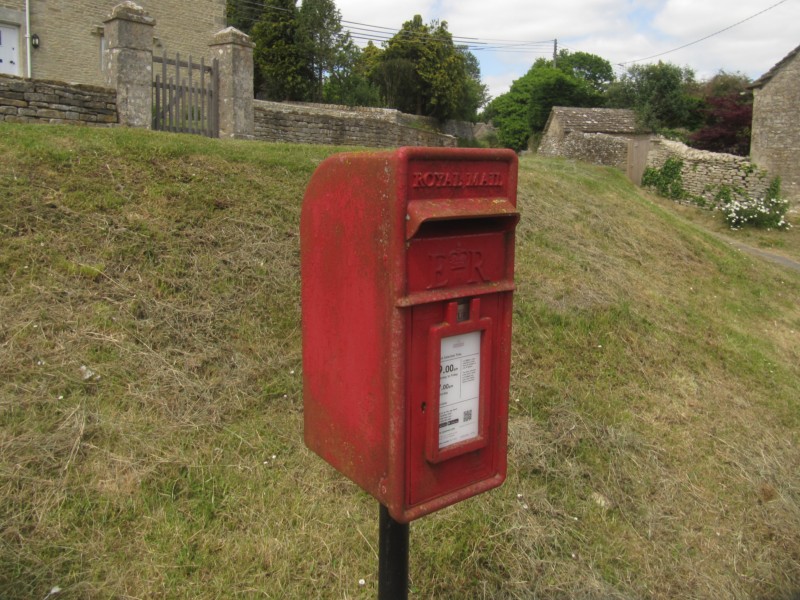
[103,2,153,128]
[210,27,254,140]
[274,102,491,142]
[1,0,225,85]
[253,101,457,148]
[1,71,460,147]
[397,111,494,141]
[0,73,117,125]
[538,107,652,183]
[750,44,800,203]
[647,138,771,207]
[541,131,631,170]
[537,105,783,205]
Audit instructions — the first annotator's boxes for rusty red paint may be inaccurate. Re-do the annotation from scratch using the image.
[301,147,518,523]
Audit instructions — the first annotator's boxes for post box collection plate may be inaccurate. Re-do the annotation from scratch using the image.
[302,147,518,523]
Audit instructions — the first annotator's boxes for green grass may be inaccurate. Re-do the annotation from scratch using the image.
[1,124,799,599]
[647,192,800,263]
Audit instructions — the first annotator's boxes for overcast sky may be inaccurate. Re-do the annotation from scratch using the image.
[333,0,800,100]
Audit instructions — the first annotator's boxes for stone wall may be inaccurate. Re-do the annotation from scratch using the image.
[750,47,800,202]
[0,73,116,125]
[396,112,494,141]
[539,131,631,170]
[253,100,457,148]
[647,138,771,206]
[0,74,463,147]
[276,101,493,142]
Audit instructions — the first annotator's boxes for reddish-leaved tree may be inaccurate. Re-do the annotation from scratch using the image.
[689,91,752,156]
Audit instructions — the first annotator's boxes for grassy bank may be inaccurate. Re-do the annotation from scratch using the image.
[1,123,798,599]
[648,194,800,264]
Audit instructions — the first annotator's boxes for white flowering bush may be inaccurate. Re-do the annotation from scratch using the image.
[723,177,791,230]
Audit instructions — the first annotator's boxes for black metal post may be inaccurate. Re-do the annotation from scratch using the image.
[378,504,409,600]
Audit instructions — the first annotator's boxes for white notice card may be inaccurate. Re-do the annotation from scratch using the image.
[438,331,481,449]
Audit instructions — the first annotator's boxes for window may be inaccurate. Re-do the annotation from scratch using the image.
[99,34,107,71]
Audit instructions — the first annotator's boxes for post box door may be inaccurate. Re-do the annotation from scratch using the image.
[405,292,510,508]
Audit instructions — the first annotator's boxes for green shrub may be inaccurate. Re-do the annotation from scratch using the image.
[642,157,686,200]
[714,185,733,205]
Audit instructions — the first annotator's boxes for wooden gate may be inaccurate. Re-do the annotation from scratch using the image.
[627,136,652,186]
[152,51,219,137]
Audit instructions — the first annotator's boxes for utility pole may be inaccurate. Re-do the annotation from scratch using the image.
[553,39,558,67]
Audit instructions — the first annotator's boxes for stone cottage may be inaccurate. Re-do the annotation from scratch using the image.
[0,0,225,85]
[749,43,800,202]
[537,107,652,184]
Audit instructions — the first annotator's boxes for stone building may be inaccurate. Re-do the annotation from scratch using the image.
[749,43,800,202]
[540,107,641,145]
[538,107,652,184]
[0,0,225,85]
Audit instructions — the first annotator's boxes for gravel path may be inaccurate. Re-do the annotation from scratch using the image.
[714,234,800,274]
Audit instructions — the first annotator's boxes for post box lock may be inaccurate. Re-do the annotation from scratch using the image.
[302,147,518,523]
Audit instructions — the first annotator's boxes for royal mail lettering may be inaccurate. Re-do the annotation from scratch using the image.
[412,171,504,189]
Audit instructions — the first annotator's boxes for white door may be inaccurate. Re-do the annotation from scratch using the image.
[0,24,20,76]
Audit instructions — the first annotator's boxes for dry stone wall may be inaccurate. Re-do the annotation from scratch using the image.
[0,74,116,125]
[647,138,771,206]
[253,101,457,148]
[539,131,630,169]
[395,111,493,141]
[279,102,493,141]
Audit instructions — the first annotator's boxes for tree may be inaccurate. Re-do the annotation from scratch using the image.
[251,1,310,101]
[370,16,424,114]
[322,41,382,107]
[226,0,272,92]
[226,0,263,34]
[373,15,484,120]
[527,66,600,130]
[298,0,346,102]
[606,61,703,132]
[413,22,473,120]
[688,94,752,155]
[700,70,751,98]
[483,61,604,151]
[553,49,614,94]
[454,47,490,121]
[688,71,753,156]
[248,7,487,116]
[250,0,353,103]
[482,85,533,150]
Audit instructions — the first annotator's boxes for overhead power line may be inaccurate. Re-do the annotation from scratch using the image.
[618,0,791,65]
[230,0,556,53]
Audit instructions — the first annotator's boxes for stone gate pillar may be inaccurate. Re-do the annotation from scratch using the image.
[209,27,255,139]
[104,2,155,128]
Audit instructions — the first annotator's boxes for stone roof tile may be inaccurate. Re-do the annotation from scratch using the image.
[749,43,800,89]
[548,107,643,134]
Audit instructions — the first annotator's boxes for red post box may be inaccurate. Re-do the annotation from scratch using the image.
[302,147,518,523]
